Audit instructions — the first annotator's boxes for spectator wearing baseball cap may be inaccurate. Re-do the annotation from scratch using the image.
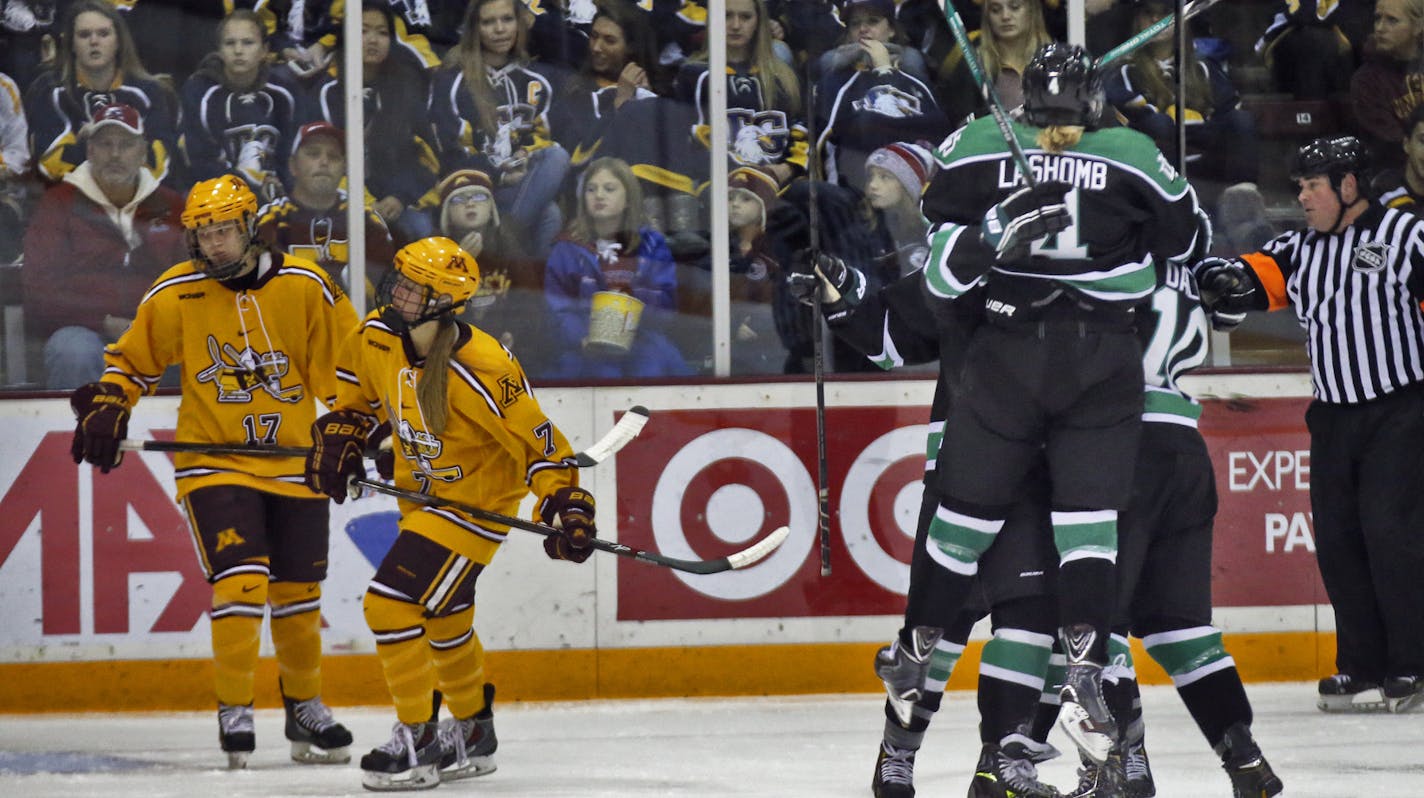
[22,101,186,388]
[257,120,397,295]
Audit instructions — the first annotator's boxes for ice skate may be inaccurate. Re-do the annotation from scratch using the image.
[1064,752,1127,798]
[218,703,255,769]
[967,735,1063,798]
[284,693,353,764]
[871,739,916,798]
[360,720,443,792]
[438,682,498,781]
[1214,722,1283,798]
[1383,675,1424,714]
[1316,673,1384,712]
[1121,716,1154,797]
[1056,625,1117,765]
[873,626,942,726]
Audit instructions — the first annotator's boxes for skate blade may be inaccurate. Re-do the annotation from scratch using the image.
[361,764,441,791]
[1057,703,1114,764]
[1317,690,1386,713]
[440,754,496,781]
[1387,693,1424,714]
[226,751,251,770]
[291,741,352,764]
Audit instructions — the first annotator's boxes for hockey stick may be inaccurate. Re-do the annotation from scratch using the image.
[938,0,1036,186]
[803,62,832,577]
[1094,0,1226,68]
[119,405,652,465]
[349,476,790,575]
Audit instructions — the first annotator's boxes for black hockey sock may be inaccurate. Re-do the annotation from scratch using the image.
[1057,559,1116,662]
[1177,669,1254,750]
[978,674,1044,744]
[1104,676,1141,740]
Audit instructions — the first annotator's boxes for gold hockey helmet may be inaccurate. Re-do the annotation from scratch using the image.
[182,175,261,279]
[380,236,481,326]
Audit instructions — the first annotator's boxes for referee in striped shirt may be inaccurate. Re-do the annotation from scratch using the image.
[1196,135,1424,715]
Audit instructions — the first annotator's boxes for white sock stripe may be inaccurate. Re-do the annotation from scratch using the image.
[1110,633,1131,647]
[270,598,321,618]
[429,629,474,650]
[925,676,948,692]
[213,563,270,581]
[1172,656,1238,688]
[925,540,979,575]
[980,663,1046,690]
[373,626,425,645]
[1048,653,1067,666]
[993,627,1056,648]
[933,506,1005,534]
[1141,625,1220,648]
[937,639,966,655]
[210,603,265,619]
[1059,548,1118,565]
[1050,509,1117,525]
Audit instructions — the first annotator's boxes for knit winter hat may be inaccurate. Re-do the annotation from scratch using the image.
[865,142,934,200]
[437,169,499,232]
[728,166,780,228]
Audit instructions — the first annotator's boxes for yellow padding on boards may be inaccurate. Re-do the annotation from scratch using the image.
[211,572,268,706]
[363,590,436,724]
[0,633,1336,713]
[269,581,323,701]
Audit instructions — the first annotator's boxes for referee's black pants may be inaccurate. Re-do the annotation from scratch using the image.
[1306,384,1424,681]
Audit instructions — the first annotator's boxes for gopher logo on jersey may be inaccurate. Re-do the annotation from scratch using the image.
[395,418,462,484]
[195,336,305,403]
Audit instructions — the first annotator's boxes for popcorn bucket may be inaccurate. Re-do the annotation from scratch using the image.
[585,290,644,355]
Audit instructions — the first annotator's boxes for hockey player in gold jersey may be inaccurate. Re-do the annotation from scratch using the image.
[68,174,360,769]
[305,236,596,791]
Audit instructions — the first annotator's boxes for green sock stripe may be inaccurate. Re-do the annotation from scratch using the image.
[1145,628,1229,678]
[1108,634,1134,669]
[980,633,1053,686]
[1052,514,1118,559]
[928,510,1001,564]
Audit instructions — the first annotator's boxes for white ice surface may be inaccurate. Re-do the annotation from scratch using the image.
[1,682,1419,797]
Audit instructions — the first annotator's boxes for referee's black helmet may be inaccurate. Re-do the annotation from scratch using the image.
[1291,136,1373,198]
[1022,43,1103,128]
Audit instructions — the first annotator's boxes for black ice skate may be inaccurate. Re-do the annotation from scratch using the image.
[360,720,443,792]
[438,682,498,781]
[1316,673,1384,712]
[1214,722,1283,798]
[1056,625,1118,765]
[1121,716,1155,798]
[217,703,255,770]
[967,735,1063,798]
[873,626,942,726]
[871,739,916,798]
[284,692,353,764]
[1383,675,1424,714]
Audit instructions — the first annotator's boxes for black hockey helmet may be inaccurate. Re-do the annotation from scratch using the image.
[1290,136,1373,198]
[1022,43,1103,128]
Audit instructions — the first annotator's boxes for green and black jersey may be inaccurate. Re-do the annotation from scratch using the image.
[921,116,1201,310]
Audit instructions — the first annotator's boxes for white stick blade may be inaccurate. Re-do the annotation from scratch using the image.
[575,406,651,467]
[726,526,790,570]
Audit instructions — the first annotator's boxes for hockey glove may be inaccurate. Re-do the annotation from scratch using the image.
[70,382,130,473]
[981,181,1073,261]
[306,410,375,503]
[538,486,597,564]
[365,420,395,480]
[1194,257,1259,313]
[1211,309,1247,332]
[787,251,865,322]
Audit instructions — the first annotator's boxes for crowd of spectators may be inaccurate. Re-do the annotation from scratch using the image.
[0,0,1418,388]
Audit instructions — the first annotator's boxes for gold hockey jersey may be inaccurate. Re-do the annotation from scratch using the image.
[100,249,360,501]
[333,312,580,564]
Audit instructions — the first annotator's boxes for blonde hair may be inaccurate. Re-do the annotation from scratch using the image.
[447,0,531,140]
[568,157,645,245]
[978,0,1053,79]
[1125,4,1212,118]
[416,320,459,434]
[1037,125,1084,153]
[695,0,800,115]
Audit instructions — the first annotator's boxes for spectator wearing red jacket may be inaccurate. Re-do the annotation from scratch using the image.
[22,103,185,389]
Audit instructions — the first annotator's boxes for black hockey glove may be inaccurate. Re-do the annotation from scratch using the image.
[981,181,1073,261]
[70,382,130,473]
[787,251,865,322]
[1194,257,1259,313]
[365,420,395,480]
[306,410,375,503]
[538,486,597,564]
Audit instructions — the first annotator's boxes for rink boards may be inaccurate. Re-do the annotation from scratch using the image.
[0,375,1337,712]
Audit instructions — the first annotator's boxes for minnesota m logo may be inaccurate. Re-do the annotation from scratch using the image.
[214,528,246,552]
[498,374,525,407]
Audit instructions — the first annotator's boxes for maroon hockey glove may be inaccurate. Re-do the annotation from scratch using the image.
[306,410,375,503]
[538,486,597,564]
[70,382,130,473]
